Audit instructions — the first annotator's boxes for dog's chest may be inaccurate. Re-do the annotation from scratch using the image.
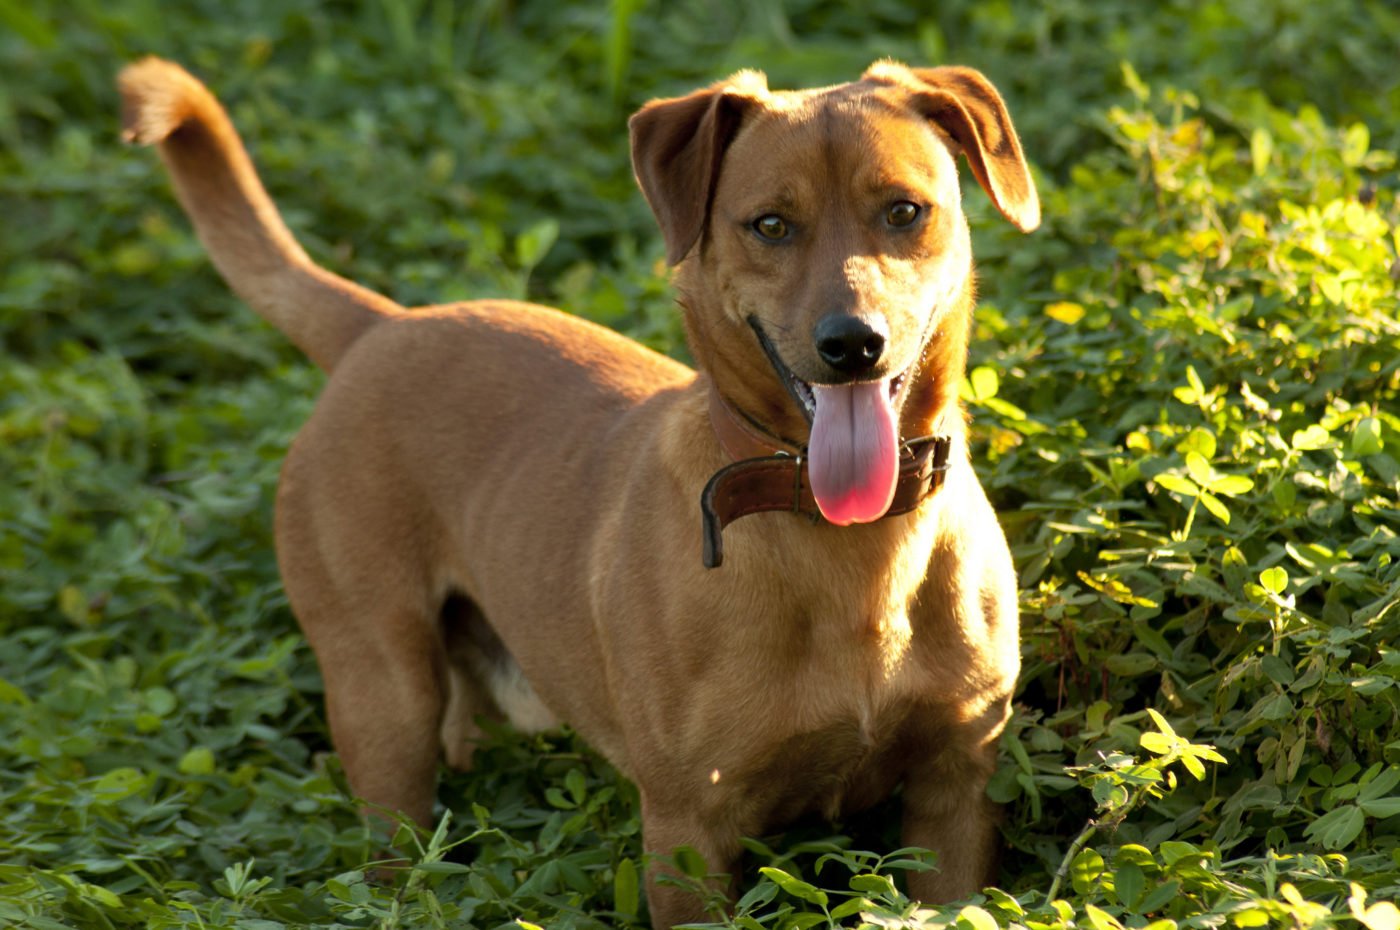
[709,621,932,818]
[731,683,921,828]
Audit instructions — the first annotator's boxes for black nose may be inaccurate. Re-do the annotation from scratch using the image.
[814,314,887,374]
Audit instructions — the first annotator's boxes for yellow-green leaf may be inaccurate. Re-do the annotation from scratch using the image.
[94,768,147,804]
[179,747,216,776]
[1291,425,1331,450]
[1145,708,1176,735]
[1209,474,1254,496]
[985,396,1028,421]
[1156,474,1199,496]
[1186,365,1206,397]
[1180,427,1217,459]
[969,366,999,401]
[1045,301,1086,324]
[1199,490,1230,523]
[1359,901,1400,930]
[1194,745,1228,764]
[958,904,1000,930]
[1318,274,1345,305]
[1343,122,1371,167]
[1232,908,1271,927]
[1259,567,1288,595]
[1185,451,1213,485]
[1071,849,1105,895]
[514,218,559,269]
[1250,128,1273,177]
[1352,417,1384,457]
[614,857,639,917]
[1141,731,1173,755]
[759,867,828,906]
[1085,903,1125,930]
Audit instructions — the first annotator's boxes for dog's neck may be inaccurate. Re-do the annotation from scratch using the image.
[706,382,801,460]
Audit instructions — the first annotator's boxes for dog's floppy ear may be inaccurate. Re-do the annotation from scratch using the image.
[871,63,1039,233]
[630,72,765,265]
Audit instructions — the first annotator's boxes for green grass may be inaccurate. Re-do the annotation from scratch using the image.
[2,1,1399,928]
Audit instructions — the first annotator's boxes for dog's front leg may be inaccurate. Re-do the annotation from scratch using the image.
[900,713,1006,904]
[640,793,740,929]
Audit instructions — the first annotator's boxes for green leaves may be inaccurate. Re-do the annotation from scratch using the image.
[1071,849,1105,895]
[957,904,1000,930]
[1305,805,1366,850]
[964,365,1028,421]
[613,856,639,917]
[514,219,560,277]
[1352,417,1385,457]
[1155,448,1255,524]
[178,746,217,776]
[1304,765,1400,850]
[999,74,1399,930]
[758,867,828,907]
[1138,709,1227,782]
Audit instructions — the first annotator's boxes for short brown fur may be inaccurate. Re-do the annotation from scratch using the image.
[119,57,1037,928]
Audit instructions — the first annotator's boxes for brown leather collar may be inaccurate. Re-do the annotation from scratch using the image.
[700,387,952,568]
[707,383,804,459]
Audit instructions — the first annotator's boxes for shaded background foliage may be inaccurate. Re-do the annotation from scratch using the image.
[1,1,1398,928]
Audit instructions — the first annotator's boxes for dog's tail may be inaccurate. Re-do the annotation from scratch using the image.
[118,57,403,372]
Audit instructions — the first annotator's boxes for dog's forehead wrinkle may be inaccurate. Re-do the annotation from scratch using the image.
[813,102,957,204]
[726,96,957,220]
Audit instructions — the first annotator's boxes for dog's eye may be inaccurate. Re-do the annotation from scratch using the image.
[752,214,789,241]
[886,201,920,227]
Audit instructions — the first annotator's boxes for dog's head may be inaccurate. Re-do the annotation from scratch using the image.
[631,62,1037,525]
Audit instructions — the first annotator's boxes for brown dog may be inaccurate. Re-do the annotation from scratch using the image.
[119,57,1037,926]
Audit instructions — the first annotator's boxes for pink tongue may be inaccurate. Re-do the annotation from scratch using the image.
[808,381,899,526]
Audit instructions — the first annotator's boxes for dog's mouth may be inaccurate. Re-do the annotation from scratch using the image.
[748,318,923,527]
[779,366,914,424]
[748,319,918,427]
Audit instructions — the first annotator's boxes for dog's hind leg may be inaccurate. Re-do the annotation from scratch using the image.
[296,583,447,828]
[274,477,448,828]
